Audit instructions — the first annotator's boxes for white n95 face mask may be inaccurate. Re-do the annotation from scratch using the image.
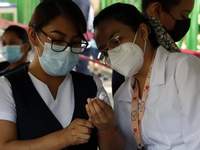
[106,31,146,77]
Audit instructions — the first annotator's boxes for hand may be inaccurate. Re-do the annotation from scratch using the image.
[85,97,116,133]
[63,118,94,146]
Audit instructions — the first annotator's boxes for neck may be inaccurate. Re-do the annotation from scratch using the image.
[135,42,156,78]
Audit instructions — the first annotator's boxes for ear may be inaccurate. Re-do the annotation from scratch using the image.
[151,2,163,20]
[28,26,38,46]
[138,23,148,41]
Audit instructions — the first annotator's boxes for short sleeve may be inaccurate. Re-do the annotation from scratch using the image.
[175,54,200,149]
[0,76,16,123]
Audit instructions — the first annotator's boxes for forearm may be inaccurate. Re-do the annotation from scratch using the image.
[1,129,68,150]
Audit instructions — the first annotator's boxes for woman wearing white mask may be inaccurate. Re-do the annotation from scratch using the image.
[0,25,31,76]
[112,0,195,96]
[94,3,200,150]
[0,0,124,150]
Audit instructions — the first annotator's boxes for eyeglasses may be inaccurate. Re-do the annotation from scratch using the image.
[97,35,121,64]
[39,29,89,54]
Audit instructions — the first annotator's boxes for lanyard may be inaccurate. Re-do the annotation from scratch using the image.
[131,50,156,150]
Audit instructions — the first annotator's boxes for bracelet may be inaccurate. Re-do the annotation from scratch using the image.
[98,127,118,139]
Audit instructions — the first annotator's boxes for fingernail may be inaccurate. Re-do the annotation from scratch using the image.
[87,98,91,103]
[85,104,88,109]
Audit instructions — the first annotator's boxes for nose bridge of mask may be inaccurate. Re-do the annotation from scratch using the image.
[35,32,70,52]
[3,45,21,49]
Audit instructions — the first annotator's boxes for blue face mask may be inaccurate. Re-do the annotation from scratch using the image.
[2,45,22,63]
[36,42,79,76]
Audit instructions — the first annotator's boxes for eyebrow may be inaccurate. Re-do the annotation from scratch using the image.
[108,31,120,40]
[50,30,81,38]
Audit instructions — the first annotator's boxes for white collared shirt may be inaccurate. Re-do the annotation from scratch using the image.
[114,46,200,150]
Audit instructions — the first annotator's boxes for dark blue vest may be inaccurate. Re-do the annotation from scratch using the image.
[5,65,98,150]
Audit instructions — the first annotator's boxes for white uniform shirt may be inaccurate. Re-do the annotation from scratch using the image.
[114,46,200,150]
[0,72,110,128]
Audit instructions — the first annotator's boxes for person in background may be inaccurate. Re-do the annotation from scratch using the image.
[0,25,31,76]
[142,0,191,42]
[74,0,106,79]
[112,0,195,95]
[94,2,200,150]
[0,0,124,150]
[73,0,94,75]
[89,0,106,80]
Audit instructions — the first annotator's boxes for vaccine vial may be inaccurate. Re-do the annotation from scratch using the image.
[99,92,106,100]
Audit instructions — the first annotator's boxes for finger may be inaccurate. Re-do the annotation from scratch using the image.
[71,130,91,144]
[76,125,93,135]
[85,104,94,121]
[76,138,90,145]
[74,118,94,129]
[94,98,114,117]
[87,98,101,120]
[92,98,108,120]
[78,132,90,140]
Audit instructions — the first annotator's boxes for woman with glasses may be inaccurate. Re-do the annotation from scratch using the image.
[0,25,32,76]
[94,2,200,150]
[112,0,195,96]
[0,0,124,150]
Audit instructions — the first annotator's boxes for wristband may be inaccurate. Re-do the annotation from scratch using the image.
[98,127,118,139]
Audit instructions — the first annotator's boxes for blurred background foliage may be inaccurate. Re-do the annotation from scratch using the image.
[0,0,199,51]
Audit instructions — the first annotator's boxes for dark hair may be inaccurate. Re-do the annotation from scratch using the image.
[94,3,159,48]
[3,25,32,50]
[94,3,146,33]
[3,25,29,44]
[142,0,181,13]
[29,0,87,38]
